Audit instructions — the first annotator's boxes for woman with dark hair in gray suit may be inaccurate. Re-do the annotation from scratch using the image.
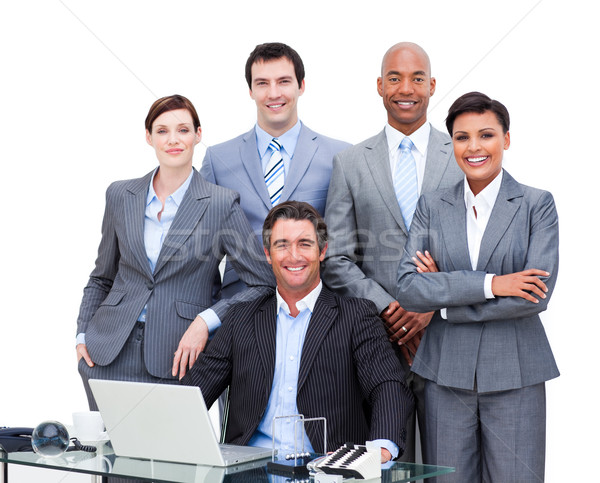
[76,95,274,410]
[396,92,559,482]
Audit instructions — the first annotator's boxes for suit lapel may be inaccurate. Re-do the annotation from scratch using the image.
[476,172,523,271]
[421,127,454,194]
[297,288,337,393]
[280,124,317,201]
[153,171,210,275]
[239,129,272,211]
[365,130,408,234]
[254,297,277,391]
[125,171,154,279]
[439,183,472,270]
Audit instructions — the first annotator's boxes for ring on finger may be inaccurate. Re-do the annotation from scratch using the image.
[401,326,408,333]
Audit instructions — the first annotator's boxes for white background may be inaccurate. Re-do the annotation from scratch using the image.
[0,1,597,481]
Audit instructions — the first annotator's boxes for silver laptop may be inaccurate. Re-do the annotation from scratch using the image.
[89,379,272,466]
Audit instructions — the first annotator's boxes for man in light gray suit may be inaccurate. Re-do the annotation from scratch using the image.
[322,42,462,462]
[201,42,349,298]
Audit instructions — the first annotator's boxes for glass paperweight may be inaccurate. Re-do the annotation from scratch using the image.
[31,420,70,457]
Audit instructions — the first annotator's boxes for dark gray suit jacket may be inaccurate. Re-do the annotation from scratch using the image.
[201,124,349,296]
[181,287,414,454]
[323,126,463,312]
[396,171,560,392]
[76,169,275,380]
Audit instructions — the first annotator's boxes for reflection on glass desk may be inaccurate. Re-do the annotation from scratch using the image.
[1,445,454,482]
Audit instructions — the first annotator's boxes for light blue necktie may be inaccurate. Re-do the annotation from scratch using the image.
[393,137,418,229]
[265,138,284,205]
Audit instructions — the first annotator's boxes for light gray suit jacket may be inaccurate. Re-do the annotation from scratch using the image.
[201,123,349,295]
[76,169,275,380]
[322,126,463,312]
[396,171,560,392]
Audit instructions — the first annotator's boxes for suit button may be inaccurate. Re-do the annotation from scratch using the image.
[146,281,154,290]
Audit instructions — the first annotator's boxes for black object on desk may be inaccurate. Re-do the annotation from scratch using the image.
[266,453,315,477]
[0,428,33,453]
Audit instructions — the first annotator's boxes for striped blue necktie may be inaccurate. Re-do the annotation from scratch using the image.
[393,137,418,229]
[265,138,284,205]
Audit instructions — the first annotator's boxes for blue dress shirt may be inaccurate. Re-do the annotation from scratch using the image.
[256,120,302,177]
[137,168,194,322]
[248,282,320,454]
[247,282,399,460]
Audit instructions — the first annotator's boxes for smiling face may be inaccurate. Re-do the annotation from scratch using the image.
[145,108,202,170]
[452,110,510,195]
[377,44,436,135]
[264,218,326,304]
[249,57,305,137]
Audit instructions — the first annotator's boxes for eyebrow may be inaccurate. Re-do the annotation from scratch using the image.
[272,237,316,246]
[453,127,498,135]
[385,70,427,76]
[253,75,294,83]
[153,122,193,128]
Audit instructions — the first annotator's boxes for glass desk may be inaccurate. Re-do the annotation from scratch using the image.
[1,446,454,482]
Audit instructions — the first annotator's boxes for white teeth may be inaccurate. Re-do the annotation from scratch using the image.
[397,101,415,105]
[287,267,303,272]
[468,156,487,162]
[269,104,283,108]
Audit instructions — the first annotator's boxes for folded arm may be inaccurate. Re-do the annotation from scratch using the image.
[397,191,559,323]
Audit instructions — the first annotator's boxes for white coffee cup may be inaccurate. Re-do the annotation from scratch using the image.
[72,411,105,441]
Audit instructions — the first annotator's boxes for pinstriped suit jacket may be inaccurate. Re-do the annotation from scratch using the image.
[76,169,275,380]
[181,286,414,454]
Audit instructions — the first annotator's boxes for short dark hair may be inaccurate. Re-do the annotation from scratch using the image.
[245,42,305,89]
[262,201,327,253]
[145,94,201,133]
[445,91,510,135]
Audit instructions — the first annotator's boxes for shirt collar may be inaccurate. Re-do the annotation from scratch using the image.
[255,120,302,158]
[276,280,322,316]
[146,168,194,206]
[463,169,504,209]
[385,121,431,158]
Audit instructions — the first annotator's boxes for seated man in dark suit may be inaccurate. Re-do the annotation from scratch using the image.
[182,201,413,462]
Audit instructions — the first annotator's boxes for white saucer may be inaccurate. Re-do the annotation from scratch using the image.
[79,431,110,447]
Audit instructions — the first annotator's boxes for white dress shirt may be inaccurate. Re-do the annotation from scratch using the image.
[440,170,503,319]
[464,170,503,278]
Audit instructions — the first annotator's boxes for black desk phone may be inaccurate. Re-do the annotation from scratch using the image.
[0,427,33,453]
[0,427,97,454]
